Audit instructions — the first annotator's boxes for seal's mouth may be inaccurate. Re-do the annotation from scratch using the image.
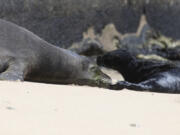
[89,64,112,88]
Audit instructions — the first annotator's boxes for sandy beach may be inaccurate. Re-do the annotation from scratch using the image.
[0,81,180,135]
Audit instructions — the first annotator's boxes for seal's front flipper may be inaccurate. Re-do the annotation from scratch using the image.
[109,81,153,91]
[0,71,24,81]
[109,79,178,93]
[0,60,28,81]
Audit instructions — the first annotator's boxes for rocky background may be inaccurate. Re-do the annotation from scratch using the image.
[0,0,180,48]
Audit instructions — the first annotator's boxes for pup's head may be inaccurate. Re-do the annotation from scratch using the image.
[97,49,134,72]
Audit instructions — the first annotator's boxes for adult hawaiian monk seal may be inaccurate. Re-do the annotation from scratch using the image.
[0,19,112,88]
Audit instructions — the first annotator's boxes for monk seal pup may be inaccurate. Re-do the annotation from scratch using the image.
[97,49,180,93]
[0,19,112,88]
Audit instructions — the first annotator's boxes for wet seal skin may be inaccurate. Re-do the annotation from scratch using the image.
[97,49,180,93]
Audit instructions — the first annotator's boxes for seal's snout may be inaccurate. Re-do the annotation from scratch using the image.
[88,63,112,87]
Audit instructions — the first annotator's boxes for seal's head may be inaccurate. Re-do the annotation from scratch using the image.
[77,57,112,88]
[97,49,134,72]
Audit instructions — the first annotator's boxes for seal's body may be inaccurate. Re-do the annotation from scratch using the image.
[97,49,180,93]
[0,19,111,87]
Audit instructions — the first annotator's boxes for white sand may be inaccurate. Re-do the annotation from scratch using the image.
[0,81,180,135]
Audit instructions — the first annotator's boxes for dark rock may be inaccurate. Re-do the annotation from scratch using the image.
[69,38,104,56]
[116,13,180,61]
[0,0,142,48]
[146,0,180,39]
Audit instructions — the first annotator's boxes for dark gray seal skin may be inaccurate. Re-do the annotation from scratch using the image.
[0,19,112,88]
[97,49,180,93]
